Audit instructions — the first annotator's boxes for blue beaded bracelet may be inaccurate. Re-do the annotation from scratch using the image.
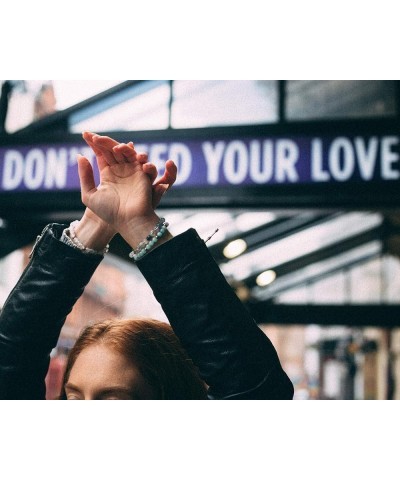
[129,218,169,261]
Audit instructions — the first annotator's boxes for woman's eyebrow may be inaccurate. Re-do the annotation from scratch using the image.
[64,382,82,393]
[97,387,138,399]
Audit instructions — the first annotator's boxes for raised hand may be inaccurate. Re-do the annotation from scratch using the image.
[79,132,176,230]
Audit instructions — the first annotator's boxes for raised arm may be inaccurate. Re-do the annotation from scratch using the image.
[83,135,294,399]
[77,133,176,253]
[0,133,174,400]
[0,223,104,399]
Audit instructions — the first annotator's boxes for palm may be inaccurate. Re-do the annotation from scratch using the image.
[78,132,177,229]
[94,163,152,225]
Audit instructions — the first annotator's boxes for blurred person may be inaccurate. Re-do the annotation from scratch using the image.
[0,132,293,400]
[33,83,57,120]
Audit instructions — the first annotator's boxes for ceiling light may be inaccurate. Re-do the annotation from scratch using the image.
[223,239,247,259]
[256,270,277,287]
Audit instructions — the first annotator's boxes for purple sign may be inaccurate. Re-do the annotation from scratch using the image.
[0,134,399,192]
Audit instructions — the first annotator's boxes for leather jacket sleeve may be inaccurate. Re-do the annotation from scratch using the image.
[0,224,103,400]
[137,229,294,400]
[0,224,293,400]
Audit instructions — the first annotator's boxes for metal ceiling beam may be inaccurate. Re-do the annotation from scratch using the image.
[242,223,385,289]
[248,303,400,327]
[209,213,337,263]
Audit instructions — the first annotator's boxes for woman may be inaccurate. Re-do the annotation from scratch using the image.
[0,132,293,400]
[61,318,208,400]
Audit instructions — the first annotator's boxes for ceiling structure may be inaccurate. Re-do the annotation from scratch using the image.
[1,80,400,326]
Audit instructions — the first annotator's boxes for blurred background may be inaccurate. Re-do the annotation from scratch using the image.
[1,79,400,400]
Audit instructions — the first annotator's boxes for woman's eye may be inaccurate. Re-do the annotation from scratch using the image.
[103,395,130,400]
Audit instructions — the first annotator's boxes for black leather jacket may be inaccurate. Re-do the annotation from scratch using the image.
[0,224,294,400]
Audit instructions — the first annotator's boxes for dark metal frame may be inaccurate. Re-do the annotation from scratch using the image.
[249,304,400,327]
[1,116,400,214]
[1,81,400,327]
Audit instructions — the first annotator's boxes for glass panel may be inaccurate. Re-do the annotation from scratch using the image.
[273,254,400,306]
[53,80,121,110]
[259,241,381,301]
[70,82,170,132]
[350,258,383,303]
[2,80,57,133]
[286,80,396,120]
[221,212,382,280]
[165,209,276,247]
[309,271,348,304]
[171,80,278,128]
[1,80,123,133]
[383,256,400,301]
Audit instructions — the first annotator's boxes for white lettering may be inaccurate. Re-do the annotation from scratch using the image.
[311,138,329,182]
[134,144,148,155]
[355,137,378,180]
[329,137,354,181]
[223,141,248,185]
[69,147,96,166]
[25,149,45,190]
[149,143,168,173]
[45,148,68,189]
[381,136,399,180]
[2,150,24,190]
[275,140,299,182]
[169,143,192,185]
[249,140,274,183]
[202,141,225,185]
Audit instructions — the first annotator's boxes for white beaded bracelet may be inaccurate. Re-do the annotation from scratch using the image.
[67,220,110,255]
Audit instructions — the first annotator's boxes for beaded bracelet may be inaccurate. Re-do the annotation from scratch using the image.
[68,220,110,255]
[129,218,169,261]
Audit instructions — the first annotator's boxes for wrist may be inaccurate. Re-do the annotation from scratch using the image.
[119,214,173,256]
[74,211,116,251]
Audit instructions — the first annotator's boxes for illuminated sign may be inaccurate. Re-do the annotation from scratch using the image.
[1,134,399,193]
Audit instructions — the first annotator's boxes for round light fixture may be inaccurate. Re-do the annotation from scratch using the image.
[256,270,277,287]
[222,239,247,259]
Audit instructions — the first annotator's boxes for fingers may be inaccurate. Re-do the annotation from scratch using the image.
[149,160,177,208]
[113,142,151,164]
[143,163,158,183]
[152,184,169,209]
[155,160,177,188]
[112,144,129,164]
[77,154,97,205]
[83,132,149,169]
[82,133,177,200]
[136,152,149,164]
[91,134,119,149]
[92,134,120,165]
[113,143,138,164]
[82,131,102,156]
[82,131,108,171]
[83,131,132,169]
[142,160,177,188]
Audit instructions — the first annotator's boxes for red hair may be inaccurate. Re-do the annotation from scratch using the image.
[61,318,208,399]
